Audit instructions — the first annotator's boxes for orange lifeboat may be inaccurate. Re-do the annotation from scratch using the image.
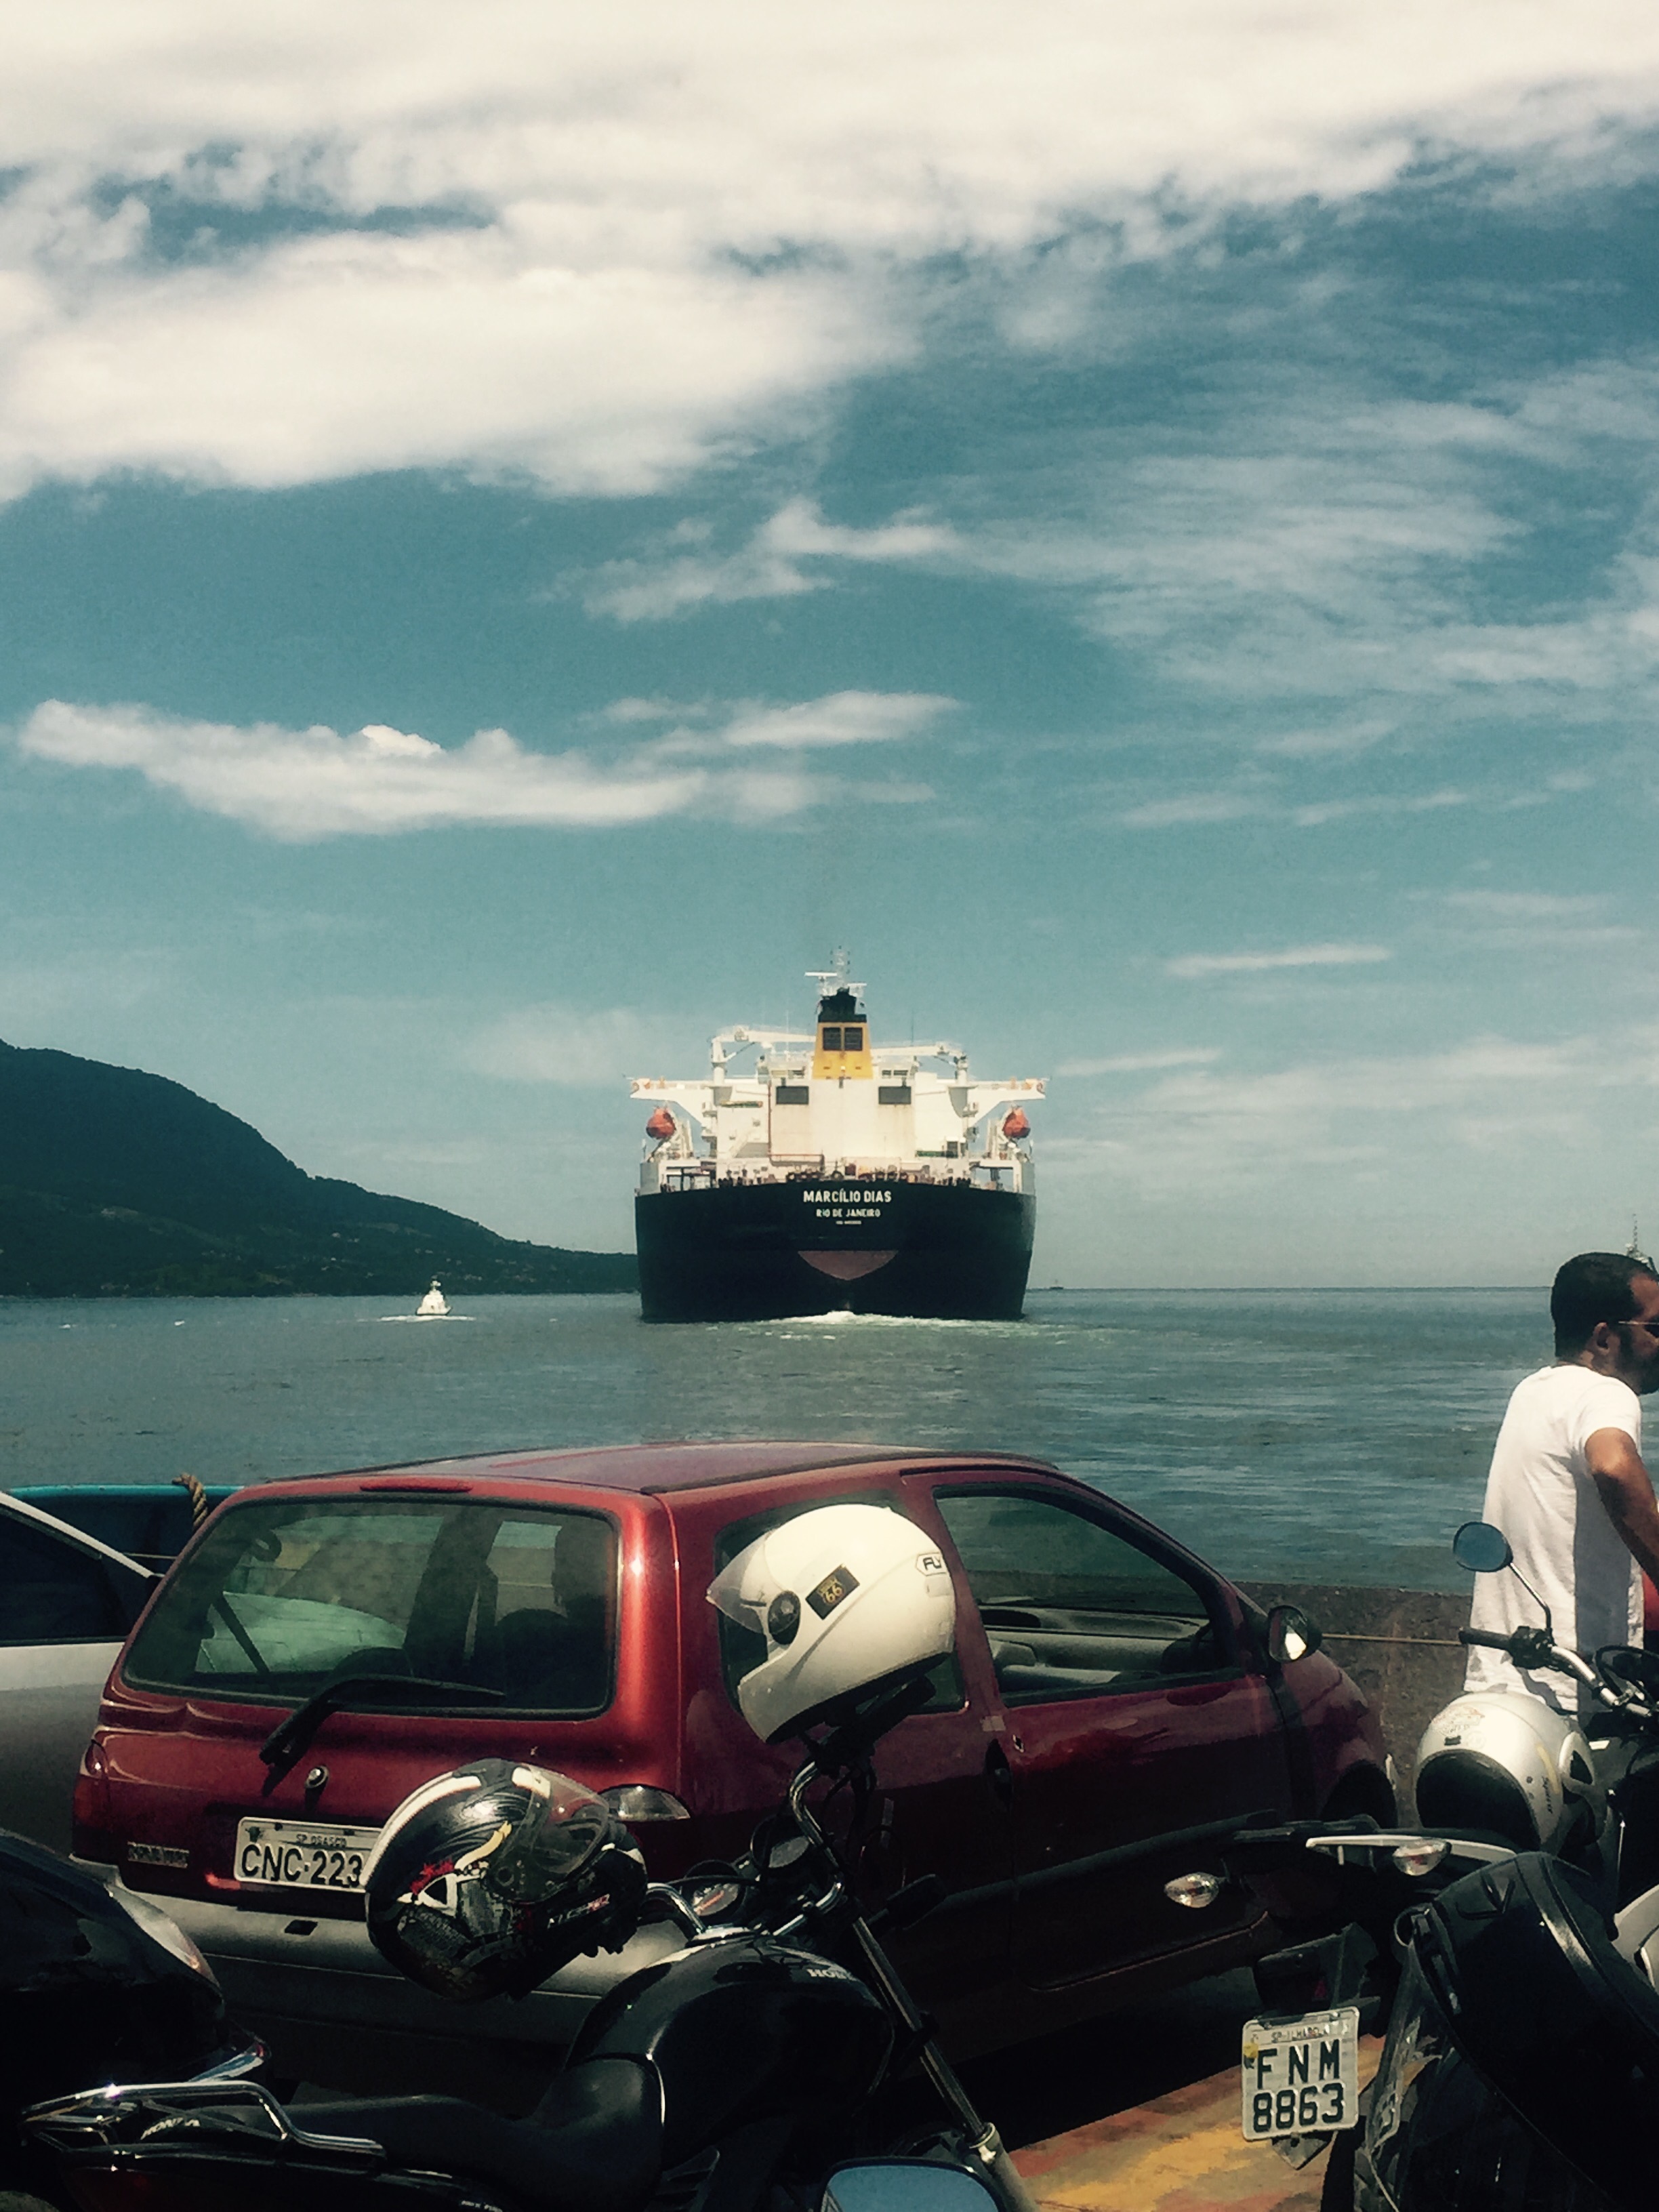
[1002,1109,1031,1141]
[645,1107,678,1143]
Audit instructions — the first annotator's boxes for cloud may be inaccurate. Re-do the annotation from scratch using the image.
[1433,886,1639,949]
[1118,792,1268,828]
[5,7,1659,498]
[1441,890,1605,919]
[14,692,945,838]
[1166,942,1391,978]
[1046,1029,1652,1197]
[465,1004,663,1086]
[712,691,955,750]
[584,500,960,621]
[1056,1048,1222,1076]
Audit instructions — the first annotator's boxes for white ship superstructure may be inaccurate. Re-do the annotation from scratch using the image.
[633,956,1043,1199]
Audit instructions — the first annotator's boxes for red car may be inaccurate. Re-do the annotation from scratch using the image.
[72,1443,1391,2100]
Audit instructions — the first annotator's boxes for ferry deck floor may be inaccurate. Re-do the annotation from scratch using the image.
[956,1967,1382,2212]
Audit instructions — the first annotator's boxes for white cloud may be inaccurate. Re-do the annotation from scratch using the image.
[715,691,955,750]
[5,5,1659,498]
[584,499,962,620]
[1119,791,1269,828]
[14,691,944,838]
[465,1004,663,1086]
[0,238,885,500]
[1056,1048,1222,1076]
[1442,890,1605,918]
[1046,1029,1655,1197]
[1166,942,1391,978]
[1433,886,1639,948]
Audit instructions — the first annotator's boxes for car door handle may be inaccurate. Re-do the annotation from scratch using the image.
[984,1742,1013,1809]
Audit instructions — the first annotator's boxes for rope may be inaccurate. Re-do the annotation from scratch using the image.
[1323,1631,1462,1648]
[173,1471,209,1527]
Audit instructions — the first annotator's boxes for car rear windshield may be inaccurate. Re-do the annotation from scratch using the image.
[123,1495,617,1716]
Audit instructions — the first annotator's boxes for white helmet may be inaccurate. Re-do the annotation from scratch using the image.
[1414,1692,1597,1854]
[708,1503,956,1744]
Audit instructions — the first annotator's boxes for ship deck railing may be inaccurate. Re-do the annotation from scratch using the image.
[647,1163,1025,1192]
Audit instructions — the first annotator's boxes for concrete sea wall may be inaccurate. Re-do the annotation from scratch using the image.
[1237,1582,1469,1813]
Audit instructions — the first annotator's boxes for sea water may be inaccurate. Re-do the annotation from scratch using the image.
[0,1288,1551,1591]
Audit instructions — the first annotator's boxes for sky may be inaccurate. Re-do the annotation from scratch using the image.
[8,3,1659,1286]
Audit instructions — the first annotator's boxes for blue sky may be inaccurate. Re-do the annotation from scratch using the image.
[7,4,1659,1286]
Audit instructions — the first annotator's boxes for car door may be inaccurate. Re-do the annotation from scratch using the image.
[927,1483,1293,1992]
[687,1481,1016,2021]
[0,1500,155,1852]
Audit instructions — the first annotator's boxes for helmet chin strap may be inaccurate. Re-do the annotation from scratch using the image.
[790,1663,939,1774]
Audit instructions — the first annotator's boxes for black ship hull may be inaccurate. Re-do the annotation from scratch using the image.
[636,1176,1036,1322]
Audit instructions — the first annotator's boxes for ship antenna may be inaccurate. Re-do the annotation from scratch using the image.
[805,947,863,997]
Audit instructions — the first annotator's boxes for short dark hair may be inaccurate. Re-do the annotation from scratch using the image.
[1551,1252,1656,1356]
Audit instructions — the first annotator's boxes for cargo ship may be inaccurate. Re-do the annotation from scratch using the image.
[630,956,1044,1322]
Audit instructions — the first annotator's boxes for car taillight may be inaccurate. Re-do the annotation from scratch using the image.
[73,1736,118,1864]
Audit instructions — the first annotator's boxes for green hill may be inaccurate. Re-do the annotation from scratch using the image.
[0,1038,638,1298]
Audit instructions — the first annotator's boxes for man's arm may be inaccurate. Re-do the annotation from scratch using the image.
[1587,1427,1659,1592]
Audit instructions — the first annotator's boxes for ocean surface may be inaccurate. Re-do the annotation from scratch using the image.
[0,1288,1554,1592]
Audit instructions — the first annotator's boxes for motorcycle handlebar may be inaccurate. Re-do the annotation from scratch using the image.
[1457,1626,1610,1692]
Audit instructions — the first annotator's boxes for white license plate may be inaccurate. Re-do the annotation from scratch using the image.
[1240,2005,1361,2139]
[234,1818,381,1893]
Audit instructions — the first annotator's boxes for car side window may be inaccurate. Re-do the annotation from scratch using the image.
[0,1515,135,1646]
[934,1491,1229,1704]
[712,1496,964,1717]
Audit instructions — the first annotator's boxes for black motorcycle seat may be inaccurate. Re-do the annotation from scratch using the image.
[310,2055,661,2211]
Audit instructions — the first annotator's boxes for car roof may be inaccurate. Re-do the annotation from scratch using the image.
[248,1441,1065,1497]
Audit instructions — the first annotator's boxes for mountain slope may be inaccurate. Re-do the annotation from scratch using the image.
[0,1038,636,1297]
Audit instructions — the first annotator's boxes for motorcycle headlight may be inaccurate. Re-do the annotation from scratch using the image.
[112,1886,220,1986]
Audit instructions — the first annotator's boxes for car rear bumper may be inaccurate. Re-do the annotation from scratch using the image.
[75,1864,686,2106]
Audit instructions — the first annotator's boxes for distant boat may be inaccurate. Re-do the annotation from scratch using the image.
[415,1279,450,1318]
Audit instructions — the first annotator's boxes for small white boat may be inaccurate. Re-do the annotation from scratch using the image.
[415,1278,450,1318]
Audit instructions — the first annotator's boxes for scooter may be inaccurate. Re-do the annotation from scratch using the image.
[1164,1812,1516,2203]
[1416,1519,1659,1904]
[1354,1845,1659,2211]
[22,1679,1039,2212]
[0,1822,262,2207]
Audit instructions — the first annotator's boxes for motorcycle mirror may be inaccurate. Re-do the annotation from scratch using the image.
[822,2163,999,2211]
[1452,1521,1513,1574]
[1264,1604,1322,1664]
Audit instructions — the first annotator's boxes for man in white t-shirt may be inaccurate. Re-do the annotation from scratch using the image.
[1466,1252,1659,1715]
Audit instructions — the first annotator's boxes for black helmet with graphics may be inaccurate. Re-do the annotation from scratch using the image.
[363,1760,646,2001]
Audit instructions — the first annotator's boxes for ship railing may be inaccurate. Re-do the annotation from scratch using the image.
[647,1163,1025,1193]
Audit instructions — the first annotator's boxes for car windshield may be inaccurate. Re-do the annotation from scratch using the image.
[124,1495,617,1716]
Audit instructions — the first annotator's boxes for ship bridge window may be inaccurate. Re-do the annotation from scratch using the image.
[878,1085,913,1107]
[775,1084,810,1106]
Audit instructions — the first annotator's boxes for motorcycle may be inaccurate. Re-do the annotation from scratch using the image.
[1417,1519,1659,1905]
[22,1505,1039,2212]
[1165,1813,1515,2202]
[1354,1845,1659,2211]
[0,1821,262,2207]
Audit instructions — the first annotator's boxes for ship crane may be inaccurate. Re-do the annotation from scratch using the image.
[709,1027,813,1078]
